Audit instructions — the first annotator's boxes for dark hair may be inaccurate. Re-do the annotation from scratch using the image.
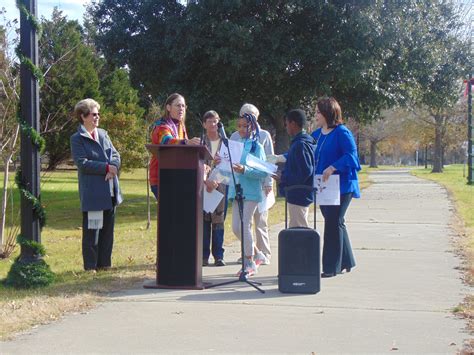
[164,93,185,119]
[285,109,306,129]
[317,97,343,128]
[241,113,260,153]
[202,110,220,122]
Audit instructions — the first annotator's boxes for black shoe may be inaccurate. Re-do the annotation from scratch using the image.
[202,259,209,267]
[321,272,337,278]
[214,259,226,267]
[341,267,352,273]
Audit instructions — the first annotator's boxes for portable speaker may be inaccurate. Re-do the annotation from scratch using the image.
[278,228,321,294]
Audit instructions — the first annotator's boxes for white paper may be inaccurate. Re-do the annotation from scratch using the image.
[203,188,224,213]
[313,174,340,205]
[246,154,278,175]
[217,140,244,172]
[258,190,275,213]
[208,168,231,185]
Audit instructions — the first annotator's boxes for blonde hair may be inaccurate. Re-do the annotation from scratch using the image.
[239,103,260,119]
[74,98,100,124]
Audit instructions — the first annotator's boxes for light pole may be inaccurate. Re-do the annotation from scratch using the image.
[19,0,41,262]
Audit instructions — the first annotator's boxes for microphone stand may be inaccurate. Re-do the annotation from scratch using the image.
[205,135,265,293]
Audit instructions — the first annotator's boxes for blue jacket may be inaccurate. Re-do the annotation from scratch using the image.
[70,125,123,211]
[311,125,361,198]
[227,139,268,203]
[279,131,316,206]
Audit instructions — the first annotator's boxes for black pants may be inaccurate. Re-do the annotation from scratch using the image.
[82,208,115,270]
[320,193,356,274]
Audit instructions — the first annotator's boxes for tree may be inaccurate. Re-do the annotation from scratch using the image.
[39,8,101,170]
[91,1,470,155]
[360,109,408,168]
[407,1,471,172]
[0,21,20,257]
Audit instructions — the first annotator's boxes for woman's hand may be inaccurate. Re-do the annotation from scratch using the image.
[187,137,202,145]
[322,165,336,182]
[205,179,218,192]
[232,163,245,174]
[105,164,118,181]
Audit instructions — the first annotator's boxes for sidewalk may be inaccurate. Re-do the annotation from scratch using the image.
[0,170,470,354]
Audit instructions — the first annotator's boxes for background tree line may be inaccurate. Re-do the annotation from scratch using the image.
[1,0,471,173]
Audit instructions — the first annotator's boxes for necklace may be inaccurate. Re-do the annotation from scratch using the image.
[314,131,329,172]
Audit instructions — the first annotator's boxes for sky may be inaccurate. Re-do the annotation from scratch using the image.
[2,0,90,26]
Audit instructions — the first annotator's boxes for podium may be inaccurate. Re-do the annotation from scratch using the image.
[144,144,212,289]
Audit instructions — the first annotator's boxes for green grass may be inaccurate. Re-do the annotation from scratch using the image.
[412,165,473,231]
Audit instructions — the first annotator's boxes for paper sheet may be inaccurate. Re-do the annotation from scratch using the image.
[246,154,278,175]
[216,140,244,172]
[203,188,224,213]
[313,174,340,205]
[258,190,275,213]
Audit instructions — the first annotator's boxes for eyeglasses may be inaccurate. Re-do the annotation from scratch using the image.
[90,112,100,117]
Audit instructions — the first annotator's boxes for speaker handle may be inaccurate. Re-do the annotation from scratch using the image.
[284,185,317,230]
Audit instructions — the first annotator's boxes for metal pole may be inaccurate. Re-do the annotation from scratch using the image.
[19,0,41,261]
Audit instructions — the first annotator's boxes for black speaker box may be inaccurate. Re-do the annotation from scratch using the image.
[278,227,321,294]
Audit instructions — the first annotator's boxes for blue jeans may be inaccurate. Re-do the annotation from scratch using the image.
[203,220,224,261]
[320,193,356,274]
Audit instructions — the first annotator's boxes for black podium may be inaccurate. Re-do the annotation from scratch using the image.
[144,144,212,290]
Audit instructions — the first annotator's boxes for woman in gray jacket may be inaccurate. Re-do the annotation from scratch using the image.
[70,98,123,272]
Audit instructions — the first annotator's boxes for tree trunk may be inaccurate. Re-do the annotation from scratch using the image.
[424,145,428,169]
[0,125,19,254]
[0,159,10,253]
[369,140,378,168]
[270,113,289,154]
[432,115,443,173]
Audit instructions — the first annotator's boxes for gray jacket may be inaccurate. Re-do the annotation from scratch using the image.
[70,125,123,211]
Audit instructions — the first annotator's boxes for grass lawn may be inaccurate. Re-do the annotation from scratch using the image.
[411,164,473,332]
[0,167,370,339]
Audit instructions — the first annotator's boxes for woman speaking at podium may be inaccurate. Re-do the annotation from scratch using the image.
[149,93,201,199]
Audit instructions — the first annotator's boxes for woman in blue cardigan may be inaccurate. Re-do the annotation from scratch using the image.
[311,97,360,278]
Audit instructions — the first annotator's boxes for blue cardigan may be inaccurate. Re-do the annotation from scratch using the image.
[279,132,316,206]
[227,139,268,203]
[311,125,361,198]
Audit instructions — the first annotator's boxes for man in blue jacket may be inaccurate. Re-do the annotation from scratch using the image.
[279,109,316,228]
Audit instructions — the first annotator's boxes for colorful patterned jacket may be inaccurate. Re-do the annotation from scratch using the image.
[149,117,188,186]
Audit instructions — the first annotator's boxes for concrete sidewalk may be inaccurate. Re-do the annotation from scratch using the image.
[1,170,470,354]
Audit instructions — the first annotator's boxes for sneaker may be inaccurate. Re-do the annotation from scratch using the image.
[244,259,258,277]
[254,251,270,266]
[214,259,226,267]
[236,259,258,277]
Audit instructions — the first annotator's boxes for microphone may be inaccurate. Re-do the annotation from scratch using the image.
[196,113,204,145]
[217,122,227,140]
[217,121,228,147]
